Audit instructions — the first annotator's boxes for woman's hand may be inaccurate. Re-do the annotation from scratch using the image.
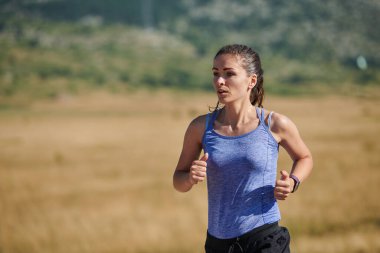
[274,170,294,200]
[188,153,208,185]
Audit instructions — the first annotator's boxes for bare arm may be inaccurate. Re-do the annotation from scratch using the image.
[173,115,208,192]
[271,113,313,200]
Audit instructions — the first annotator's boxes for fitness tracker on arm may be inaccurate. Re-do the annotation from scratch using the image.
[290,174,300,193]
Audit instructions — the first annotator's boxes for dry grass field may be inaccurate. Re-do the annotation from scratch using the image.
[0,90,379,253]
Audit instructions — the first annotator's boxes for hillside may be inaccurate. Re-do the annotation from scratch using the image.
[4,0,378,60]
[0,0,379,101]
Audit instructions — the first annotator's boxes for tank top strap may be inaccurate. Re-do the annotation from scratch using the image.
[205,110,220,132]
[256,107,273,129]
[268,111,274,129]
[255,107,266,125]
[255,107,261,122]
[205,112,211,131]
[203,110,220,153]
[261,108,266,123]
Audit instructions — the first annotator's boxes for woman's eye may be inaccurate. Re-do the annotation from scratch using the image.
[226,72,235,77]
[212,72,219,77]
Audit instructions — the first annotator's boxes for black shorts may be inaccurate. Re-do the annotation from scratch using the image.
[205,222,290,253]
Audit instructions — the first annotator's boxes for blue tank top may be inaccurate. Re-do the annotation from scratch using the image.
[202,107,281,239]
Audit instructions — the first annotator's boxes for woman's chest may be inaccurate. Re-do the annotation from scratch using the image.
[205,133,269,174]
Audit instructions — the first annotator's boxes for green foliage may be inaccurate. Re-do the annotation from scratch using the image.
[0,18,212,99]
[0,0,379,100]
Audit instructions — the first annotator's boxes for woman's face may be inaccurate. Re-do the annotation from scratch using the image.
[212,54,256,105]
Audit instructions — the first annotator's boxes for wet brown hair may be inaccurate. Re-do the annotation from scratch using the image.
[213,44,264,108]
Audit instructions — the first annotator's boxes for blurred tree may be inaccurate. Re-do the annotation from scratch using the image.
[142,0,153,29]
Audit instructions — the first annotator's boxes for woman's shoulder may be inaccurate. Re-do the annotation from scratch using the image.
[269,111,290,129]
[181,113,210,144]
[185,113,210,136]
[189,113,209,130]
[266,110,298,137]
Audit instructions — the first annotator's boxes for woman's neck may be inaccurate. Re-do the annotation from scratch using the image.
[221,100,256,129]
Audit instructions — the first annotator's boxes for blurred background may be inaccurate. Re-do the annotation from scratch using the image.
[0,0,379,252]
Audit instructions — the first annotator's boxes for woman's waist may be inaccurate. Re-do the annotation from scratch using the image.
[206,221,280,243]
[207,203,280,239]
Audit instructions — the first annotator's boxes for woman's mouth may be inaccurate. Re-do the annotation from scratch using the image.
[218,89,229,94]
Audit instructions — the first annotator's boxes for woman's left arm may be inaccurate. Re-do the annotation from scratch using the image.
[271,113,313,200]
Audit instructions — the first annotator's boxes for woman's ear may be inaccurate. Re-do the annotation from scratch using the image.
[248,74,257,89]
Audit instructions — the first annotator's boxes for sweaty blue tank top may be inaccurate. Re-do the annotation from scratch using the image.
[202,107,281,239]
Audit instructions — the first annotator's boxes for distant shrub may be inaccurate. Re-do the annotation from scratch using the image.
[119,72,130,83]
[36,65,73,79]
[162,66,191,88]
[141,73,161,88]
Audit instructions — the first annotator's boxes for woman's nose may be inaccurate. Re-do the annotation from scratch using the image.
[216,76,225,85]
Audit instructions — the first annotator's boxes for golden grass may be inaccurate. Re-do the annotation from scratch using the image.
[0,90,379,253]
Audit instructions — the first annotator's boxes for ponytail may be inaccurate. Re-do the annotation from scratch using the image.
[250,68,264,107]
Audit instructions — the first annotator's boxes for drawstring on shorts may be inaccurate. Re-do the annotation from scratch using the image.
[228,237,244,253]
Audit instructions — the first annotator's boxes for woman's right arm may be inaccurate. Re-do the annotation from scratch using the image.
[173,115,207,192]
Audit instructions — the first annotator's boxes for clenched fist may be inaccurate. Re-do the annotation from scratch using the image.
[189,153,208,185]
[274,170,294,200]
